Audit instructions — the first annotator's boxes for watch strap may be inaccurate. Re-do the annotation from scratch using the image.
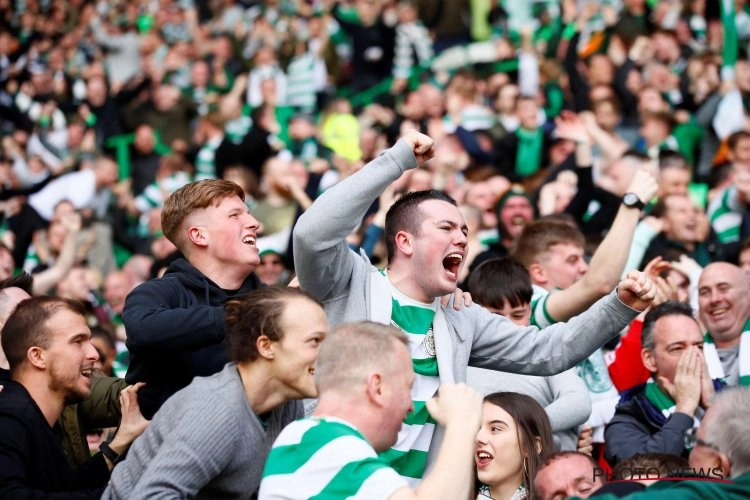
[99,440,121,464]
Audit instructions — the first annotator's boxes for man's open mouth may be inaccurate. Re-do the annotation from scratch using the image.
[443,253,463,279]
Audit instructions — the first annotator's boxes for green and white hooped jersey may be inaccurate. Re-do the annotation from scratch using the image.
[530,284,556,329]
[380,278,440,487]
[259,417,408,499]
[194,135,223,181]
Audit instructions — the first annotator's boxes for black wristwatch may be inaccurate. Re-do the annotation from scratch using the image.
[622,192,645,210]
[99,440,122,465]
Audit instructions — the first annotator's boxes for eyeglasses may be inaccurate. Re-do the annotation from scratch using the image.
[684,427,719,451]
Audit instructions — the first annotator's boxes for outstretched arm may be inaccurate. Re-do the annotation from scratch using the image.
[470,271,655,376]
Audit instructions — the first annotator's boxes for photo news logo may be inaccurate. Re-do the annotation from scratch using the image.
[593,467,726,482]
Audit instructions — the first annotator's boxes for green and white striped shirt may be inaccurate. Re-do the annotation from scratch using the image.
[708,185,743,244]
[381,279,439,486]
[285,52,319,113]
[530,284,556,329]
[194,135,224,181]
[259,417,407,499]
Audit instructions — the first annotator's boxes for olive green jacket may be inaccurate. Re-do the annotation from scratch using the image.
[60,376,127,468]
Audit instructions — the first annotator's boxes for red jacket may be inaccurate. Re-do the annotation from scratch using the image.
[606,318,650,392]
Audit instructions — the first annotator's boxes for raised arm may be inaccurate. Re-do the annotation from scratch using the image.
[32,212,82,296]
[544,169,658,323]
[293,131,431,301]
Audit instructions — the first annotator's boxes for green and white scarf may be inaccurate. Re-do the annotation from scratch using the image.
[703,318,750,386]
[514,128,543,178]
[721,0,738,79]
[644,377,678,420]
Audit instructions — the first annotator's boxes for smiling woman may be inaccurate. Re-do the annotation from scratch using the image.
[103,286,329,499]
[475,392,555,500]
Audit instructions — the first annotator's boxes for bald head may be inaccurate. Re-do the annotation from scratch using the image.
[698,262,750,347]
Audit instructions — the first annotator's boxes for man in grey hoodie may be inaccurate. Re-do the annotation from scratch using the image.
[293,129,656,482]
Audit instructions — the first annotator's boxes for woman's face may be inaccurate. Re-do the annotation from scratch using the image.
[270,298,328,399]
[476,402,525,490]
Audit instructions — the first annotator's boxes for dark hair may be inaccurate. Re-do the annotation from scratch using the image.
[650,193,687,219]
[224,286,322,363]
[642,111,676,131]
[613,453,688,481]
[482,392,555,500]
[658,149,688,171]
[0,272,34,295]
[90,325,116,351]
[90,325,116,373]
[641,301,695,351]
[467,257,532,310]
[1,296,86,374]
[621,149,652,163]
[384,190,457,263]
[728,130,750,152]
[538,450,598,470]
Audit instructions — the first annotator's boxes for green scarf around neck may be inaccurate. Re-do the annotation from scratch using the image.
[644,378,676,419]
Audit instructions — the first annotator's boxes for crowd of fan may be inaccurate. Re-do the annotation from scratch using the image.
[1,0,750,498]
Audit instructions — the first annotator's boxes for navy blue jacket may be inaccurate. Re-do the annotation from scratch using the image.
[604,380,724,465]
[123,258,262,419]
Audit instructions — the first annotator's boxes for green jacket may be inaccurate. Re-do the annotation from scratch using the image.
[586,471,750,499]
[60,376,127,469]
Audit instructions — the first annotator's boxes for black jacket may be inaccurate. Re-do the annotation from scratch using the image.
[0,380,107,499]
[123,258,262,419]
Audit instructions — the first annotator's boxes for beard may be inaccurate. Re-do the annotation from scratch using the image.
[48,363,90,405]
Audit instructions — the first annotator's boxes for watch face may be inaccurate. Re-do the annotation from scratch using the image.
[624,193,641,207]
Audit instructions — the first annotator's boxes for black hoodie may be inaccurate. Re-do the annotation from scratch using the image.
[123,258,262,419]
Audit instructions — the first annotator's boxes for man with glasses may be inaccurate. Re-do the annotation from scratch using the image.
[604,301,722,466]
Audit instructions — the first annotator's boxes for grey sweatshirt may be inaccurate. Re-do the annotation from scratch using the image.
[103,363,302,499]
[292,138,641,468]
